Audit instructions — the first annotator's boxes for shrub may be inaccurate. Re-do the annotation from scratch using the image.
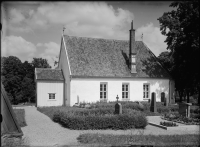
[52,109,147,130]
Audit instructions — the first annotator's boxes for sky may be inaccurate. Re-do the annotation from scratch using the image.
[1,1,174,68]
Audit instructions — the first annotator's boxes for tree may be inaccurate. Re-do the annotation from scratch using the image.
[1,56,52,104]
[157,51,172,72]
[158,0,199,104]
[1,56,24,104]
[31,58,51,69]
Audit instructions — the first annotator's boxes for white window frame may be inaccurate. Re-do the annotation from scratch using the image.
[122,83,129,100]
[49,93,56,99]
[143,83,150,99]
[100,83,108,100]
[131,54,136,63]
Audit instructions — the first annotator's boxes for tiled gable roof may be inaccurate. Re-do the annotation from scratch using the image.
[35,68,64,80]
[63,35,171,78]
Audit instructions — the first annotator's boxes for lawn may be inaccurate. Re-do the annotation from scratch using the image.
[77,133,200,146]
[13,109,27,127]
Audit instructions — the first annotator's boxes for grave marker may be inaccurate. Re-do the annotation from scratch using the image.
[115,95,122,114]
[150,92,157,112]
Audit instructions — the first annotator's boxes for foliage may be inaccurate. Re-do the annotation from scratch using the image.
[37,106,147,130]
[13,109,27,127]
[160,121,178,127]
[31,58,51,68]
[77,133,200,146]
[158,0,200,103]
[157,51,172,72]
[1,56,24,104]
[1,56,51,104]
[162,112,200,125]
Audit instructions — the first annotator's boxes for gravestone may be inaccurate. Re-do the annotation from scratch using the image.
[150,92,157,112]
[164,97,168,107]
[178,102,192,118]
[115,103,122,114]
[115,95,122,114]
[161,92,165,102]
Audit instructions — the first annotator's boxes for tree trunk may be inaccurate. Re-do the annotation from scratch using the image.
[186,90,190,103]
[198,87,200,105]
[178,91,183,102]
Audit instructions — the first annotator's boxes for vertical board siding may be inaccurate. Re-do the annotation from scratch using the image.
[37,81,64,107]
[70,78,170,106]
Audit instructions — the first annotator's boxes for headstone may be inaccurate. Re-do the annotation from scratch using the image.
[161,92,165,102]
[178,102,192,118]
[164,97,168,107]
[150,92,157,112]
[115,103,122,114]
[170,92,175,104]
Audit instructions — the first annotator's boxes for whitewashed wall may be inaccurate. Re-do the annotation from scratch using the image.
[37,81,64,107]
[58,37,71,106]
[70,78,170,106]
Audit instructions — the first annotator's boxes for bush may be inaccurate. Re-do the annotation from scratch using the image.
[52,108,147,130]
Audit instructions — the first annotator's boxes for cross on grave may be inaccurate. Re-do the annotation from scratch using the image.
[116,95,119,102]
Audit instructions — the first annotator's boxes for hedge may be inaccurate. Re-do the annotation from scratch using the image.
[52,109,147,130]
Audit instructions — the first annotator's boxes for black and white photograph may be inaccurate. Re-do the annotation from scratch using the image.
[1,1,199,147]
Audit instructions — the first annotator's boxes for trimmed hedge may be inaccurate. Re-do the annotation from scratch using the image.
[53,109,147,130]
[94,101,145,111]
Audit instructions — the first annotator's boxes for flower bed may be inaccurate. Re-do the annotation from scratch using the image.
[160,121,178,127]
[161,113,200,125]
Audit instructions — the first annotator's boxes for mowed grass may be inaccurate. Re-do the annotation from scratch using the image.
[77,133,200,146]
[13,109,27,127]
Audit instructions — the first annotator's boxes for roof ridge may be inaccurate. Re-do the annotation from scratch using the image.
[35,68,61,70]
[64,34,142,42]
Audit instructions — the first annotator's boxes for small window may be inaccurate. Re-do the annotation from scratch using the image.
[100,83,107,99]
[122,83,129,99]
[49,93,55,99]
[131,55,136,63]
[143,84,150,99]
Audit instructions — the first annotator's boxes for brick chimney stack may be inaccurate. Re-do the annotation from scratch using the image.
[129,20,137,73]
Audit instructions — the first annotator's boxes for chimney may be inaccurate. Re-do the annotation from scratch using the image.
[129,20,137,73]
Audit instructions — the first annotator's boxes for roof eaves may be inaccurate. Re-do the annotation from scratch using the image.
[63,35,72,75]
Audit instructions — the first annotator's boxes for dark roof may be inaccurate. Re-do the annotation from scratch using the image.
[63,35,171,79]
[35,68,64,80]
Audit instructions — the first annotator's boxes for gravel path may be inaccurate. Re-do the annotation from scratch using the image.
[15,106,200,147]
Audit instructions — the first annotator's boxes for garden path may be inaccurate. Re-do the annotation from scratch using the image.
[16,106,199,147]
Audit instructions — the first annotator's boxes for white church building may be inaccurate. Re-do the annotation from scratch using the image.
[35,21,175,107]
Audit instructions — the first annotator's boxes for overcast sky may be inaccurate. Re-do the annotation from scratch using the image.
[1,1,174,68]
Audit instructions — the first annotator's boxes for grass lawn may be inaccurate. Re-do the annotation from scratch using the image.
[13,109,27,127]
[77,133,200,147]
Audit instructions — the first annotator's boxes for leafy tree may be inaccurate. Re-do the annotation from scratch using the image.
[1,56,24,104]
[158,0,199,104]
[1,56,52,104]
[31,58,51,69]
[157,51,173,72]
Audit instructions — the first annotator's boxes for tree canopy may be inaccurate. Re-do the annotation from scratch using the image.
[1,56,51,104]
[158,0,199,103]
